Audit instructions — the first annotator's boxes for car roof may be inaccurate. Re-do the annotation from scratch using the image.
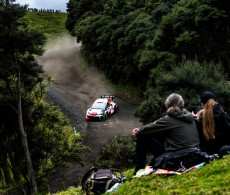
[94,98,107,104]
[91,99,107,109]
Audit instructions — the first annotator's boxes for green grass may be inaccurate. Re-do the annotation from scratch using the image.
[54,155,230,195]
[24,12,68,41]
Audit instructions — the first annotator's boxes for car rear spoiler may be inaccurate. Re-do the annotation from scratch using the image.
[101,95,115,100]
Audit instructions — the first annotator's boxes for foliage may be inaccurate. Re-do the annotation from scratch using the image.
[65,0,105,35]
[0,3,88,193]
[135,60,230,123]
[0,2,46,190]
[28,98,89,191]
[151,0,230,71]
[54,155,230,195]
[66,0,230,101]
[97,136,136,170]
[24,12,67,41]
[66,0,160,85]
[112,84,142,104]
[27,99,88,170]
[134,89,165,124]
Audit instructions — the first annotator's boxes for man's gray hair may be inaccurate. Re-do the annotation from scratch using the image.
[165,93,184,114]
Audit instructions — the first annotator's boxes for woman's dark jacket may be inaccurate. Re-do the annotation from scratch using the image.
[195,103,230,154]
[137,108,200,151]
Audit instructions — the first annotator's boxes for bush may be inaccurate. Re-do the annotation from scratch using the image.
[97,136,136,170]
[135,60,230,123]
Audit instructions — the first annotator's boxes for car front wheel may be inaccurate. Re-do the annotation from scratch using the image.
[103,113,108,120]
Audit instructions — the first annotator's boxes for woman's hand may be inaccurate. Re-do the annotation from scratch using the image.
[192,111,198,118]
[192,109,204,121]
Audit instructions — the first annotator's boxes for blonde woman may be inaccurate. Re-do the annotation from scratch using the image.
[195,91,230,157]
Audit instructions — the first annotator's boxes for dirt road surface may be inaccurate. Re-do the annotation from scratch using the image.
[39,34,141,193]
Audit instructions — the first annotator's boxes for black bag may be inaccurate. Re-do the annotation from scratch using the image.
[154,148,219,171]
[81,167,126,194]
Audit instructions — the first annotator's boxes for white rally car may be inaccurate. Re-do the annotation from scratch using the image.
[85,95,118,121]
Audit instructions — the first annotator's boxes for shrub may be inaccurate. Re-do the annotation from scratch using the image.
[97,136,136,170]
[135,60,230,123]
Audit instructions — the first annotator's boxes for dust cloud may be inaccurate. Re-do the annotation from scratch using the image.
[38,34,81,85]
[38,34,114,110]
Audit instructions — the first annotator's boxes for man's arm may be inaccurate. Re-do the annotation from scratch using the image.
[134,116,170,137]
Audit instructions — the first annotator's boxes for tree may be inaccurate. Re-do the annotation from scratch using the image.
[66,0,105,35]
[149,0,230,71]
[67,0,178,86]
[0,0,15,5]
[0,3,46,193]
[135,60,230,123]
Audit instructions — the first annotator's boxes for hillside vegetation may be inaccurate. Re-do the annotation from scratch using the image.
[55,155,230,194]
[24,12,67,41]
[0,4,87,194]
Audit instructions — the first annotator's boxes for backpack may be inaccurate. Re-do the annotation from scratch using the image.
[81,167,126,194]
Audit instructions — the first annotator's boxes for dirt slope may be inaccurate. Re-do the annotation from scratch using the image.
[38,34,141,193]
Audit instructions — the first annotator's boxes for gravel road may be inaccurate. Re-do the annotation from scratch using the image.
[38,34,141,193]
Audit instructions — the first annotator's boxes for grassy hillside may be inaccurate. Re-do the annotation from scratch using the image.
[24,12,68,41]
[54,155,230,195]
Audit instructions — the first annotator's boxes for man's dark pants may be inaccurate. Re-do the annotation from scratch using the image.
[134,134,165,174]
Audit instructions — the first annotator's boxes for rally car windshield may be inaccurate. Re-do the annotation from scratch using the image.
[91,102,106,110]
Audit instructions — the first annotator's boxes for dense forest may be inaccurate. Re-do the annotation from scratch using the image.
[0,1,87,194]
[66,0,230,123]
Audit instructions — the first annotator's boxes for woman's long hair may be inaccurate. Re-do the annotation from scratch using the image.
[203,99,217,140]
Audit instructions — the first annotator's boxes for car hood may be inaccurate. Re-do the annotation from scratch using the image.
[87,108,103,115]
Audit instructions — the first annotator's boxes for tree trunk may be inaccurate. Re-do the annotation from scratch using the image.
[17,68,38,194]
